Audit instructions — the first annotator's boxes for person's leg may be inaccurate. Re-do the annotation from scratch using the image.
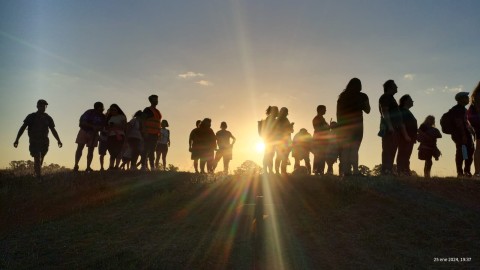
[455,143,463,176]
[33,150,43,177]
[424,159,432,178]
[351,129,363,175]
[162,148,168,170]
[294,158,300,170]
[464,141,474,175]
[86,146,95,171]
[382,132,398,174]
[214,150,222,171]
[305,157,312,175]
[396,137,406,174]
[74,144,85,170]
[275,150,281,174]
[224,159,230,174]
[405,141,415,175]
[474,139,480,175]
[200,159,207,173]
[194,159,199,173]
[129,138,140,170]
[155,148,161,169]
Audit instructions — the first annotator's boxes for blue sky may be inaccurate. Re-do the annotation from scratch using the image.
[1,0,479,176]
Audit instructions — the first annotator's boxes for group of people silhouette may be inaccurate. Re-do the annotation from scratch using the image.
[12,79,480,179]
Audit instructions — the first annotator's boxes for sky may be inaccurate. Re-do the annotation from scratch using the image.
[1,0,479,176]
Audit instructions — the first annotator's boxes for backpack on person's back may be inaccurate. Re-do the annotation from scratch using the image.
[440,108,455,134]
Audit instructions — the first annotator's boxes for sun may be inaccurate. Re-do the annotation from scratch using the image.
[255,141,265,153]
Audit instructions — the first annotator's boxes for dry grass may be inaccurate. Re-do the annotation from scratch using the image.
[1,172,479,269]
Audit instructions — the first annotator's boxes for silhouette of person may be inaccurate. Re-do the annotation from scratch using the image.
[378,80,410,175]
[98,118,108,171]
[14,99,62,178]
[292,128,312,174]
[214,121,236,174]
[189,120,202,173]
[155,120,170,170]
[336,78,370,176]
[275,107,294,174]
[74,102,106,172]
[105,104,127,170]
[126,110,143,170]
[466,82,480,177]
[325,121,339,175]
[196,118,216,173]
[417,115,442,178]
[396,95,417,176]
[140,95,162,171]
[449,92,474,177]
[260,106,279,174]
[312,105,330,175]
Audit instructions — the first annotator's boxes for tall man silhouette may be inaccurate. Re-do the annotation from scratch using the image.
[14,99,63,177]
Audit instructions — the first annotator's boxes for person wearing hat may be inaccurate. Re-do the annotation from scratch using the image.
[450,91,474,177]
[13,99,63,178]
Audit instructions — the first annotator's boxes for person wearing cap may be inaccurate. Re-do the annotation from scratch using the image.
[213,121,236,174]
[378,80,411,176]
[13,99,63,178]
[450,91,474,177]
[74,102,106,172]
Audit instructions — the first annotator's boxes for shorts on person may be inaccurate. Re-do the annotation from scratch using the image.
[29,137,49,158]
[75,129,99,147]
[157,143,168,154]
[216,147,233,161]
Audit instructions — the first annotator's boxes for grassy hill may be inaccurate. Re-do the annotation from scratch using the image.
[1,171,479,269]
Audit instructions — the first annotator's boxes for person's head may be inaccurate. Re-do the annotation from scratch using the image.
[94,101,104,113]
[266,106,279,117]
[279,107,288,118]
[220,121,227,129]
[161,120,169,128]
[383,80,398,94]
[316,105,326,115]
[109,104,125,116]
[299,128,308,134]
[455,92,470,106]
[200,118,211,128]
[195,120,201,127]
[399,94,413,109]
[133,110,142,119]
[345,78,362,92]
[148,95,158,106]
[37,99,48,113]
[423,115,435,127]
[470,81,480,106]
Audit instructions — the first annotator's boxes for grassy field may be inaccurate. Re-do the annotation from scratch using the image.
[1,170,479,269]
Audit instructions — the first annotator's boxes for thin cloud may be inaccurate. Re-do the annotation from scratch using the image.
[178,71,204,79]
[442,85,464,93]
[195,80,213,86]
[404,74,415,81]
[424,88,435,95]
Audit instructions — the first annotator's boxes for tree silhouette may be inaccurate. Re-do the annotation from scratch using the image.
[234,160,262,176]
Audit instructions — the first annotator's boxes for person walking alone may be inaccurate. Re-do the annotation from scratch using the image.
[14,99,62,178]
